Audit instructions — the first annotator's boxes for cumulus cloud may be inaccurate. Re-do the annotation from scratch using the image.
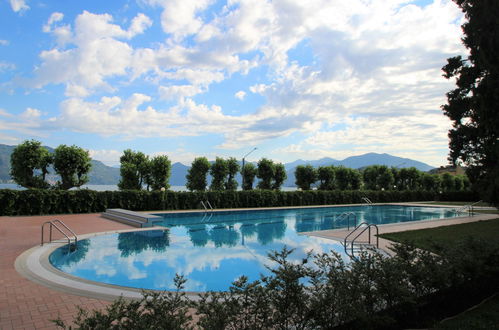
[9,0,29,13]
[0,61,16,72]
[235,91,246,100]
[30,11,153,96]
[13,0,465,165]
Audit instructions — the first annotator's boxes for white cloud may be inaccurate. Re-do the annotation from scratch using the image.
[0,61,16,72]
[9,0,29,13]
[15,1,465,165]
[0,40,9,46]
[87,149,122,166]
[143,0,213,40]
[30,11,152,96]
[21,107,42,119]
[43,12,64,32]
[235,91,246,100]
[159,85,204,100]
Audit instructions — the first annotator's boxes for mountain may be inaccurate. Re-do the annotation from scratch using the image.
[339,153,433,171]
[1,143,436,187]
[284,157,338,171]
[170,162,190,186]
[282,153,435,187]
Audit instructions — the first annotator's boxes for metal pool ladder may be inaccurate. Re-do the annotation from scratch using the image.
[454,200,483,217]
[41,220,78,250]
[200,200,214,211]
[334,212,357,230]
[361,197,373,205]
[343,222,379,260]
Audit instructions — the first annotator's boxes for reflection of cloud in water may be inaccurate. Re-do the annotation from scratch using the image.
[51,222,349,291]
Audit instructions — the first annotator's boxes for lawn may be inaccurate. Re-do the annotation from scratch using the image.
[415,201,493,207]
[379,218,499,329]
[379,218,499,251]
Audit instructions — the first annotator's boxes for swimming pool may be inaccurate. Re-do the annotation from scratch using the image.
[49,205,458,292]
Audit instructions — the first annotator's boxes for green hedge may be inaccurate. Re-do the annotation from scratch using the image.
[0,189,480,216]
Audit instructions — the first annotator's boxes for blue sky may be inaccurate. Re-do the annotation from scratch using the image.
[0,0,465,166]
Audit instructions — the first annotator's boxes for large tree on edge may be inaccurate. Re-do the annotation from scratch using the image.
[442,0,499,205]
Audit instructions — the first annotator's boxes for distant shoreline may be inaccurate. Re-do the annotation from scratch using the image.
[0,184,298,191]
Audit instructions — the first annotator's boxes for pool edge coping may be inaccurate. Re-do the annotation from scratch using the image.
[15,227,203,302]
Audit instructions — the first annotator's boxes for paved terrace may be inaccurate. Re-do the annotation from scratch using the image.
[1,206,497,329]
[0,214,130,330]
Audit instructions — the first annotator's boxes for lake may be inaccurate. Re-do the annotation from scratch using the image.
[0,184,297,192]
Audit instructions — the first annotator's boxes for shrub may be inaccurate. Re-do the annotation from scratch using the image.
[0,189,479,216]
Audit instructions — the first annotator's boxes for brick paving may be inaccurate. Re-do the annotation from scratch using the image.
[0,214,131,329]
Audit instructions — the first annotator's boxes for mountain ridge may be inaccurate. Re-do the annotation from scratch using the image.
[0,144,435,186]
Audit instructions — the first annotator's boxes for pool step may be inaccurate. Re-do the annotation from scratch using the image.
[102,209,163,228]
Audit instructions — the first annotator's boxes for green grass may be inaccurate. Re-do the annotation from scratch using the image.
[415,201,493,207]
[379,219,499,329]
[433,294,499,330]
[379,218,499,251]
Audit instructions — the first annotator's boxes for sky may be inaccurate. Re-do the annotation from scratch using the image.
[0,0,465,167]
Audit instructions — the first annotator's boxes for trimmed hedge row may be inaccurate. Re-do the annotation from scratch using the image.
[0,188,480,216]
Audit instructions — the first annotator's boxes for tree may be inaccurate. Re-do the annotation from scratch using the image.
[362,166,379,190]
[148,155,171,191]
[442,0,499,205]
[318,166,335,190]
[226,157,240,191]
[186,157,210,192]
[272,163,287,190]
[210,157,228,191]
[348,168,362,190]
[53,145,92,190]
[421,173,440,192]
[241,163,257,190]
[257,158,275,190]
[441,173,456,191]
[10,139,51,189]
[295,165,317,190]
[335,166,350,190]
[377,166,394,190]
[118,149,149,190]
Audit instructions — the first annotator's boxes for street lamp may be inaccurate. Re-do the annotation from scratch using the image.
[241,147,257,190]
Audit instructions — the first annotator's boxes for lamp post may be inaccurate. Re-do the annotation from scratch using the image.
[241,147,257,190]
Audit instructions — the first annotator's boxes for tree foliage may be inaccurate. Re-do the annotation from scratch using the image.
[147,155,172,191]
[118,149,150,190]
[10,139,51,189]
[225,157,240,191]
[442,0,499,206]
[295,165,318,190]
[256,158,275,190]
[317,166,336,190]
[210,157,228,191]
[241,163,257,190]
[186,157,210,192]
[53,144,92,190]
[272,162,287,190]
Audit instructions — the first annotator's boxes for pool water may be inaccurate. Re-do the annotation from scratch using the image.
[49,205,458,292]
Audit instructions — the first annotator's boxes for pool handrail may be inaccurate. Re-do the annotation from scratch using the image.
[361,197,373,205]
[334,212,357,230]
[200,200,214,211]
[454,200,483,217]
[344,222,379,259]
[41,220,78,249]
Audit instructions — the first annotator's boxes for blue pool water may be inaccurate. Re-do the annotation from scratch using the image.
[49,205,458,292]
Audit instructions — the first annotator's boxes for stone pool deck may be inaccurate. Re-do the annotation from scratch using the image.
[1,206,497,329]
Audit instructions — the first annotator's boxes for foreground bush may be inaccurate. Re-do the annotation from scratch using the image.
[0,189,479,216]
[54,239,499,329]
